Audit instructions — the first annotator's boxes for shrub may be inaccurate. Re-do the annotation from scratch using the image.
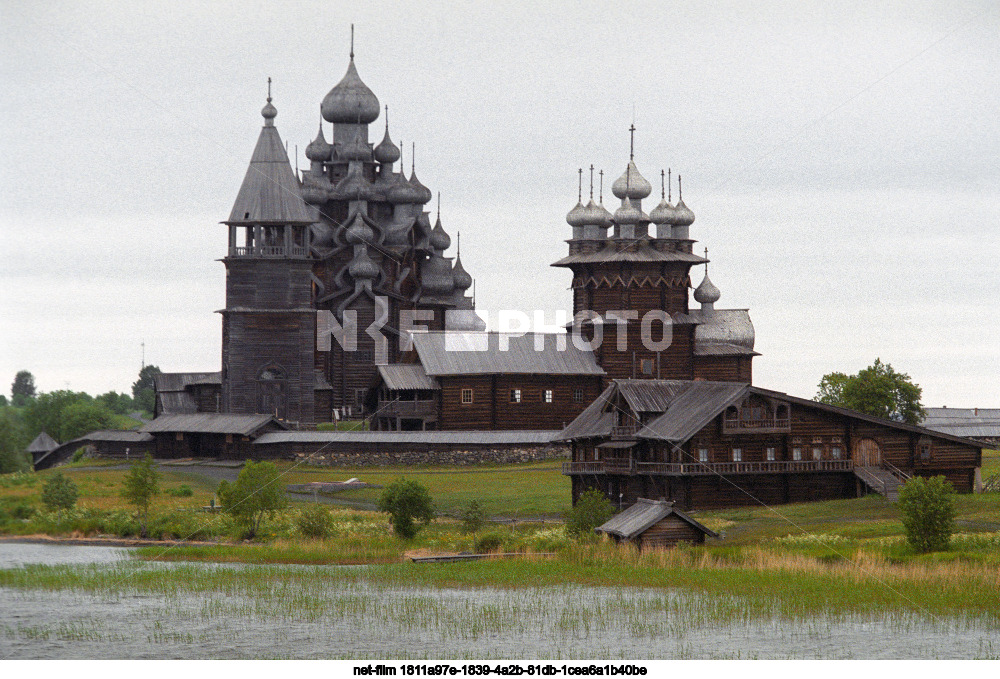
[296,504,335,539]
[122,453,159,537]
[460,500,488,533]
[376,478,434,540]
[71,447,86,463]
[217,460,288,540]
[474,531,508,553]
[564,488,615,538]
[898,475,957,553]
[40,472,79,512]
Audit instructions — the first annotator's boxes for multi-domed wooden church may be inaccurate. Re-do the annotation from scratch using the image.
[149,38,982,509]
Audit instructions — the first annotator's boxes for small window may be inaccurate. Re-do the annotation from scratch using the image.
[698,448,709,463]
[725,406,739,421]
[792,447,802,461]
[461,389,473,404]
[920,443,931,461]
[766,447,776,461]
[732,448,743,462]
[812,437,823,444]
[812,447,823,460]
[792,437,803,444]
[574,388,584,403]
[831,436,842,444]
[640,359,654,375]
[542,389,554,403]
[510,389,521,403]
[831,447,842,459]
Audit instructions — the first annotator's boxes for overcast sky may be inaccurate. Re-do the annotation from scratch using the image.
[1,1,998,407]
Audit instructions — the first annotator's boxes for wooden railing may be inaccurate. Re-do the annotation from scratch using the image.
[562,459,853,476]
[230,245,308,258]
[721,417,791,434]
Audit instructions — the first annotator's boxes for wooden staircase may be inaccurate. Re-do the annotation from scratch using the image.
[854,465,908,501]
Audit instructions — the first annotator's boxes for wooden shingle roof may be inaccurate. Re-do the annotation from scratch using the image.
[596,499,719,540]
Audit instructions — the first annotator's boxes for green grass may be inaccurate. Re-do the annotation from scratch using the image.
[981,448,1000,479]
[276,460,570,517]
[315,420,368,431]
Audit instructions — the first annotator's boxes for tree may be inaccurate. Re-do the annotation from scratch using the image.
[60,401,115,441]
[376,478,434,539]
[41,472,79,512]
[0,408,31,474]
[132,365,162,415]
[898,476,956,553]
[11,370,37,407]
[564,488,616,538]
[23,390,93,442]
[96,391,135,415]
[216,460,288,539]
[460,500,488,534]
[816,359,925,424]
[122,453,159,537]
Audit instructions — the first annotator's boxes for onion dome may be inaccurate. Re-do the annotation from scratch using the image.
[581,199,608,226]
[649,198,678,225]
[344,213,375,245]
[421,253,455,296]
[430,215,451,251]
[387,171,422,203]
[305,123,332,162]
[338,136,371,162]
[373,130,400,164]
[612,161,652,200]
[335,163,378,202]
[408,170,433,205]
[261,98,277,124]
[452,255,472,291]
[566,201,587,227]
[613,197,644,225]
[321,58,380,125]
[693,272,721,304]
[673,199,695,226]
[348,250,380,280]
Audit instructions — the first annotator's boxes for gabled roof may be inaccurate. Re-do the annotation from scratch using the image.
[596,498,719,540]
[411,332,605,377]
[26,431,59,453]
[227,125,312,225]
[642,382,749,442]
[154,372,222,392]
[617,380,696,414]
[140,413,286,436]
[377,364,439,391]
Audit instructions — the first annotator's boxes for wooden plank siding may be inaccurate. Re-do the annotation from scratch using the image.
[638,515,710,548]
[439,375,603,431]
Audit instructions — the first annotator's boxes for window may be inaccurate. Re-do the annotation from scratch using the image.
[831,436,842,444]
[510,389,521,403]
[573,388,584,403]
[792,447,802,461]
[812,447,823,460]
[640,359,654,375]
[919,442,931,461]
[698,448,709,463]
[542,389,554,403]
[831,447,842,459]
[792,437,803,444]
[732,448,743,462]
[766,447,776,461]
[461,389,473,404]
[812,437,823,444]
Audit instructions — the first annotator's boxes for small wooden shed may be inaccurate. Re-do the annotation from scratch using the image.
[26,431,59,463]
[595,498,719,549]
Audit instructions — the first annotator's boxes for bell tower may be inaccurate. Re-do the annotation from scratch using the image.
[220,83,317,424]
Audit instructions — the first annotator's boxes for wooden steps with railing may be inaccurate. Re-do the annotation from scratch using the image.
[854,463,910,501]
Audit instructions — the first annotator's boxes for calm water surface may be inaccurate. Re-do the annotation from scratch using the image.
[0,542,997,660]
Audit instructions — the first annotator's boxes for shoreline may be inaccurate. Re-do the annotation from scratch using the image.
[0,534,225,549]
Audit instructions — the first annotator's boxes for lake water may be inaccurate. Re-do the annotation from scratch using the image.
[0,542,997,660]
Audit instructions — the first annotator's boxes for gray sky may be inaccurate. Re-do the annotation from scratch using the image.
[1,0,998,407]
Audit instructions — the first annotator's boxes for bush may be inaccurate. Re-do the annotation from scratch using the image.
[71,447,86,463]
[40,472,79,512]
[295,504,334,539]
[474,531,508,553]
[564,488,616,538]
[122,453,159,537]
[217,460,288,540]
[460,500,488,533]
[376,478,434,540]
[898,475,957,553]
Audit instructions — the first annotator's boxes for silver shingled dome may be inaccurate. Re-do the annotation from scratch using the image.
[611,161,652,200]
[693,272,721,304]
[566,201,587,227]
[649,198,679,225]
[373,127,401,164]
[321,58,381,125]
[673,199,695,227]
[305,123,332,162]
[613,197,644,225]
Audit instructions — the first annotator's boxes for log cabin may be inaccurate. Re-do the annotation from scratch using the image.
[558,379,984,510]
[595,498,719,548]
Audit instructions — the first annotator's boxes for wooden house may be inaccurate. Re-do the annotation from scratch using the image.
[26,431,59,465]
[367,332,606,431]
[596,498,719,548]
[558,379,984,510]
[139,414,286,459]
[33,430,154,470]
